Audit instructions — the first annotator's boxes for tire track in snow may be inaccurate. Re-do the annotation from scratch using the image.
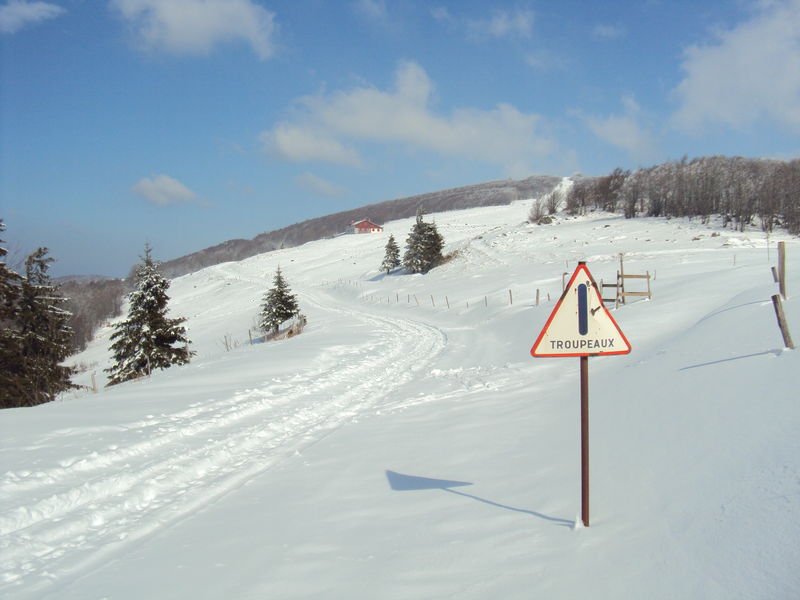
[0,294,446,595]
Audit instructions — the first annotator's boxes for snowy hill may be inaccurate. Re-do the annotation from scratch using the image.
[2,198,799,599]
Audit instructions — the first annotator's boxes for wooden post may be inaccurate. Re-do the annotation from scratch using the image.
[772,266,779,283]
[580,356,590,527]
[509,289,513,305]
[772,295,796,349]
[485,295,488,307]
[446,296,450,309]
[778,241,787,299]
[431,295,435,307]
[618,253,626,305]
[536,289,540,306]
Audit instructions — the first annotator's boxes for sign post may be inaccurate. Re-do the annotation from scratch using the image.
[531,261,631,527]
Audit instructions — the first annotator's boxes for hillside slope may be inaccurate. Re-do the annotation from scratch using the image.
[159,175,560,278]
[2,202,798,599]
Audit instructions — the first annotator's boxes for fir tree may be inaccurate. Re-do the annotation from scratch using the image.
[106,245,193,386]
[5,247,76,407]
[403,209,444,274]
[0,220,25,407]
[381,234,401,274]
[260,267,299,334]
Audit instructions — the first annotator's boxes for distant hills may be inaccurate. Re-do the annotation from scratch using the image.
[159,175,560,278]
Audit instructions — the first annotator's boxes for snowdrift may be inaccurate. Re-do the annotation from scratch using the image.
[2,199,798,599]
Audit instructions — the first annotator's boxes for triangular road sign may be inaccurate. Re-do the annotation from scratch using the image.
[531,263,631,357]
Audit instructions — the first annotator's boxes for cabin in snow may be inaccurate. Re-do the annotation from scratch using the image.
[351,219,383,234]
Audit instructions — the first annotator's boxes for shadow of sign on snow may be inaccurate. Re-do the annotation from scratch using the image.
[679,349,783,371]
[385,470,573,527]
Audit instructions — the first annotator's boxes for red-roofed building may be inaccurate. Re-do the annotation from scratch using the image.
[351,219,383,234]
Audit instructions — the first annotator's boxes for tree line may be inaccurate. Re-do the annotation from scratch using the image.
[555,156,800,234]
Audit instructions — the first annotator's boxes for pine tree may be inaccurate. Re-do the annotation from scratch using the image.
[403,209,444,274]
[0,220,25,408]
[106,245,193,386]
[260,267,299,334]
[8,247,76,407]
[381,234,401,274]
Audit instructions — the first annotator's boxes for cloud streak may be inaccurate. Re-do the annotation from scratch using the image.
[133,174,202,206]
[262,61,552,177]
[0,0,64,34]
[581,96,660,163]
[295,172,347,197]
[110,0,277,59]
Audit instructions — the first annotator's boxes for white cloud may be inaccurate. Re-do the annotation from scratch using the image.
[469,8,533,39]
[0,0,64,35]
[295,172,346,197]
[525,51,567,72]
[592,23,625,40]
[582,96,660,162]
[261,61,553,177]
[430,6,452,24]
[133,174,201,206]
[354,0,387,21]
[672,0,800,132]
[261,123,363,167]
[110,0,276,59]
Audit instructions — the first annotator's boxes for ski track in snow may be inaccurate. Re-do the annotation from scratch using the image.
[0,293,447,593]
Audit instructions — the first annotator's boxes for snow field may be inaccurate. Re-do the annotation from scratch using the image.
[2,196,799,598]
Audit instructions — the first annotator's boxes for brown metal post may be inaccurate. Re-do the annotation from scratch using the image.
[580,355,590,527]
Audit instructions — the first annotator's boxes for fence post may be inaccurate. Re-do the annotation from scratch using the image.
[772,294,795,349]
[484,295,488,307]
[509,289,513,305]
[431,295,435,307]
[778,241,787,299]
[536,289,540,306]
[446,296,450,309]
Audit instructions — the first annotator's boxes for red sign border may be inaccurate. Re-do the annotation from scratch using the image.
[531,263,632,358]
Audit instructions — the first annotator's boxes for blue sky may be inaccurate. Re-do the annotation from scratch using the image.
[1,0,799,277]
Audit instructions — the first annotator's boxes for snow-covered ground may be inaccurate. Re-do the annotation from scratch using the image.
[2,196,799,599]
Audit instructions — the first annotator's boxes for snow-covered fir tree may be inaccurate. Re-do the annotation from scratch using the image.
[0,220,25,408]
[3,247,76,407]
[381,234,401,274]
[105,245,193,386]
[403,209,444,274]
[260,267,299,334]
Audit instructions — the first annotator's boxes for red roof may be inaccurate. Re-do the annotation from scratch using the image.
[352,219,383,229]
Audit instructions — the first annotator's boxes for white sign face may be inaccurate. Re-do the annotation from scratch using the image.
[531,264,631,357]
